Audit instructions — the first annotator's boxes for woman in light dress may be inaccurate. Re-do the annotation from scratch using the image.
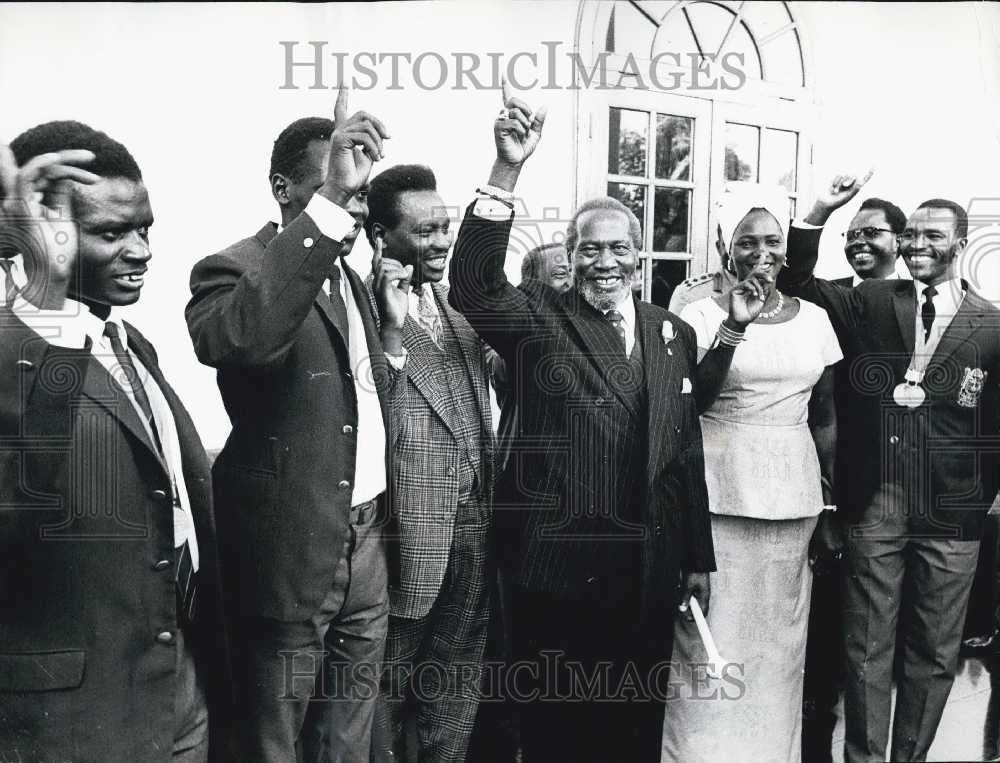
[662,184,843,763]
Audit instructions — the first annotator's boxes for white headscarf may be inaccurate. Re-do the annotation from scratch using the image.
[715,182,791,254]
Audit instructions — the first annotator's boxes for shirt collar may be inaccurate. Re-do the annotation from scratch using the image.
[914,276,964,302]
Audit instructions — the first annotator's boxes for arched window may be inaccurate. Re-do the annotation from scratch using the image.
[573,0,813,306]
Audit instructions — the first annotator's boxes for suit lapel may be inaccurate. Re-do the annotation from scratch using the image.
[561,290,634,411]
[343,263,392,417]
[639,302,673,482]
[401,313,458,440]
[892,283,917,356]
[928,285,989,372]
[434,284,491,432]
[80,345,168,476]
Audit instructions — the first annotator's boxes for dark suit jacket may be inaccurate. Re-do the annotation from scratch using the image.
[387,283,494,619]
[779,249,1000,540]
[448,203,714,629]
[186,215,401,621]
[0,311,231,762]
[831,275,855,288]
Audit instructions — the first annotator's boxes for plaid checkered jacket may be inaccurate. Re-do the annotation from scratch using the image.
[386,283,495,619]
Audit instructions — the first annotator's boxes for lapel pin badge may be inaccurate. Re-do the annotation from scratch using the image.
[957,367,987,408]
[661,321,675,355]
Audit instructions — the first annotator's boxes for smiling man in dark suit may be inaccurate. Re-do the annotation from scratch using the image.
[185,90,411,762]
[448,90,714,763]
[779,198,1000,762]
[0,122,231,762]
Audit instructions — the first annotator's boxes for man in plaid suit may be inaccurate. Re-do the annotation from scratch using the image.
[365,164,495,762]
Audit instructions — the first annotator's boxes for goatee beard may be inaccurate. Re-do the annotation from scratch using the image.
[579,282,625,312]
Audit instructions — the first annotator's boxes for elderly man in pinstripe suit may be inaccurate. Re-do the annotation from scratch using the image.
[449,91,714,763]
[365,164,495,762]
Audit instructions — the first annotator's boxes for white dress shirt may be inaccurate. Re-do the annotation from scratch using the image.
[10,297,200,569]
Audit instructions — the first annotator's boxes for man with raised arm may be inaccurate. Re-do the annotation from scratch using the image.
[448,88,714,763]
[185,90,410,762]
[779,194,1000,762]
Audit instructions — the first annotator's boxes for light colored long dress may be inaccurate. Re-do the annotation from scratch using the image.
[661,297,842,763]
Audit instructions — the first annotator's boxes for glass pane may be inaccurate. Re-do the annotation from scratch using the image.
[725,123,759,182]
[655,114,692,181]
[608,108,648,177]
[761,28,805,87]
[649,259,689,309]
[653,188,689,252]
[762,128,798,192]
[607,182,646,243]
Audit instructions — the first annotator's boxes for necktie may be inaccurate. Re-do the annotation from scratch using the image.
[605,309,627,354]
[0,259,18,306]
[103,322,162,454]
[328,262,351,348]
[104,321,196,621]
[418,287,443,346]
[921,285,937,342]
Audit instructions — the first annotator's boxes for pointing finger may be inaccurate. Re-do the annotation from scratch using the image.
[859,167,875,187]
[501,76,513,107]
[334,86,348,125]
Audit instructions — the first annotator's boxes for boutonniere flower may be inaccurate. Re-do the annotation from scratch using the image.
[661,321,675,355]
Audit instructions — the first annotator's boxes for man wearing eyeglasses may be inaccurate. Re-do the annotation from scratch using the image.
[780,195,1000,762]
[811,196,908,287]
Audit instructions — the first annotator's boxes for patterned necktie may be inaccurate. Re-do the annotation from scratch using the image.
[605,309,626,354]
[328,262,350,348]
[418,286,443,346]
[921,285,937,342]
[103,322,164,454]
[0,259,18,306]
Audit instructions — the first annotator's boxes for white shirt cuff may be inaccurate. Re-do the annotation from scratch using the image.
[304,194,358,242]
[792,219,823,230]
[385,347,407,370]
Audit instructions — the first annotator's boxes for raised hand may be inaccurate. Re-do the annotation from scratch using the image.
[728,271,772,327]
[804,168,874,225]
[0,145,98,308]
[494,79,546,168]
[320,87,391,208]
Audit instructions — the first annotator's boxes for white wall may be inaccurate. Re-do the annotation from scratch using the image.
[2,1,998,448]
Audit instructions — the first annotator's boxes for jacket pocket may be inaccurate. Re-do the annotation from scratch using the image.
[0,650,85,692]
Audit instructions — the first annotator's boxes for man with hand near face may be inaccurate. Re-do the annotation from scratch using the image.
[448,88,713,763]
[186,89,411,762]
[780,198,1000,762]
[362,164,494,762]
[0,121,231,762]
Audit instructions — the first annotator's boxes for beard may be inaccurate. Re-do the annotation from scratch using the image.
[578,280,628,312]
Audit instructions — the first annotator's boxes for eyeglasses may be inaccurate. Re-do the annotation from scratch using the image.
[842,227,894,242]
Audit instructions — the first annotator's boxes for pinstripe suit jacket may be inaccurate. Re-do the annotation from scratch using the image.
[387,283,495,619]
[448,203,714,628]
